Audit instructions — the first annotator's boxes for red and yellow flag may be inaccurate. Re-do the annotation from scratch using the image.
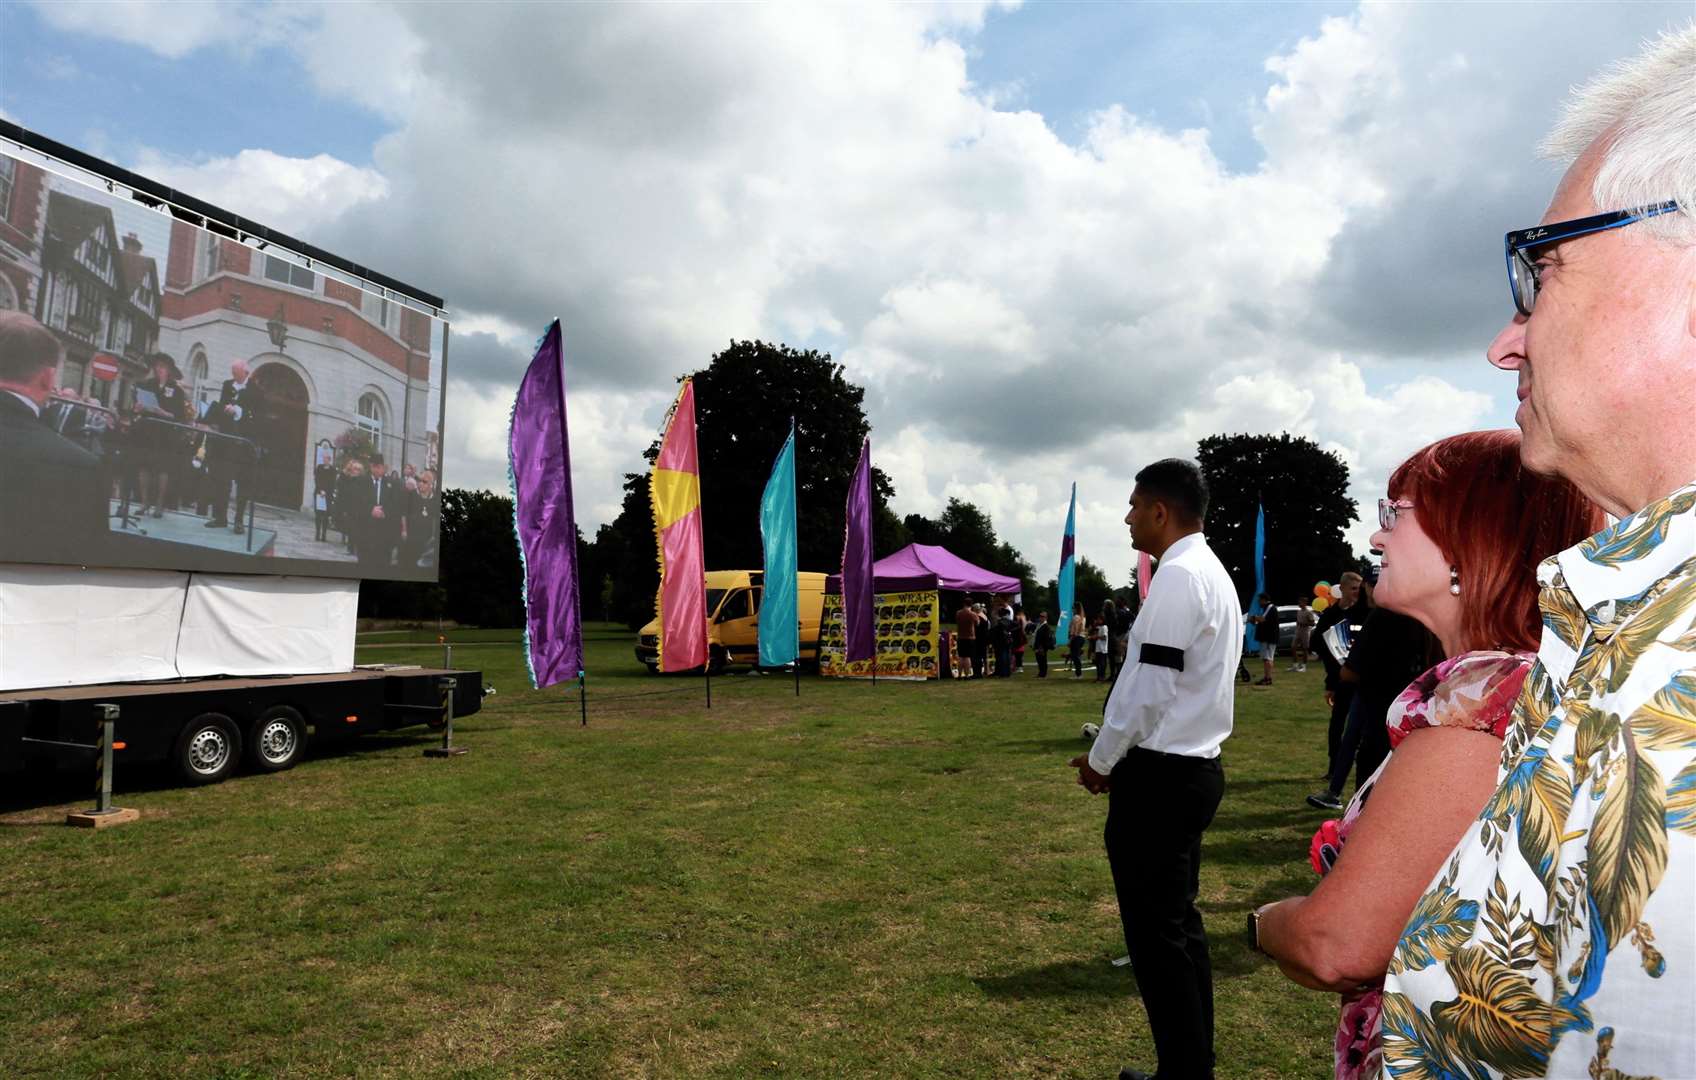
[652,379,708,671]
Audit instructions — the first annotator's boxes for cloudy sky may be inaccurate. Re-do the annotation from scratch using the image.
[3,1,1686,585]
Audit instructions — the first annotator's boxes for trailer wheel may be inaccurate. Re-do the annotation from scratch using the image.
[247,706,306,772]
[173,713,242,785]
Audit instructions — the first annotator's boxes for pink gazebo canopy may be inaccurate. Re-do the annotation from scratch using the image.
[825,543,1022,596]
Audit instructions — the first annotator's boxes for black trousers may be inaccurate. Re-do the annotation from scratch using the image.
[1325,684,1358,785]
[1106,748,1224,1080]
[1035,649,1048,677]
[208,456,249,525]
[1327,695,1392,796]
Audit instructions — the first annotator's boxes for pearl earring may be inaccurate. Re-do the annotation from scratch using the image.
[1449,567,1461,596]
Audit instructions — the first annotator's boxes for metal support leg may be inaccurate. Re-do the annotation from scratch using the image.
[424,676,467,757]
[66,704,138,828]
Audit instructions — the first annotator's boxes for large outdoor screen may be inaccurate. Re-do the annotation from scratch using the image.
[0,142,448,582]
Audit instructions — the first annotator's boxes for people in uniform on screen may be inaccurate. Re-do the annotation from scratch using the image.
[0,310,106,554]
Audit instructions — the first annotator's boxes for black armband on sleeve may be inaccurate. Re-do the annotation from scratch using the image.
[1139,643,1184,672]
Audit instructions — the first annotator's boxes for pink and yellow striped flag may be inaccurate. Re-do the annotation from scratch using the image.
[651,379,708,672]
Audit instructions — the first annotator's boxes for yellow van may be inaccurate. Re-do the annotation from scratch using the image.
[635,570,826,673]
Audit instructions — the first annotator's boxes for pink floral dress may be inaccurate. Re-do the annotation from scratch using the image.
[1307,650,1534,1080]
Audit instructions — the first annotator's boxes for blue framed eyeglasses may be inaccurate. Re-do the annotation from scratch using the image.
[1505,200,1681,316]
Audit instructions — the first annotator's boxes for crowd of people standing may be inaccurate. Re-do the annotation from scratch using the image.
[949,595,1136,681]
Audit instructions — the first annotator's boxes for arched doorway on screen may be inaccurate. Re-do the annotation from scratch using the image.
[249,360,310,510]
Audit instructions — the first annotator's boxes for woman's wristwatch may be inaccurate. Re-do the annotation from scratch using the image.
[1246,905,1268,954]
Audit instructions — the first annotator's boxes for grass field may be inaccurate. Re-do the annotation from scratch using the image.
[1,624,1344,1079]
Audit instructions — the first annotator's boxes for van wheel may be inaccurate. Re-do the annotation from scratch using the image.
[247,706,306,772]
[707,646,727,676]
[174,713,242,785]
[645,662,658,674]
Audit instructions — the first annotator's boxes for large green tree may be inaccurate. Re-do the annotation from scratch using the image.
[602,340,903,629]
[1195,432,1358,607]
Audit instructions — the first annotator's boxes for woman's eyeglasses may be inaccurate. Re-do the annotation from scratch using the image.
[1379,498,1415,532]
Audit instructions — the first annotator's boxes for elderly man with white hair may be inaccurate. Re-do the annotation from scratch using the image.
[1377,27,1696,1079]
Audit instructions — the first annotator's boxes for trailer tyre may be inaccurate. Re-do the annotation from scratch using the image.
[247,706,306,772]
[173,713,242,785]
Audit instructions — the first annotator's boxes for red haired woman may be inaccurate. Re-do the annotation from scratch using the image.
[1249,430,1603,1080]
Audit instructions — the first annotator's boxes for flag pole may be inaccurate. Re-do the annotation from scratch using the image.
[578,671,586,727]
[791,417,801,698]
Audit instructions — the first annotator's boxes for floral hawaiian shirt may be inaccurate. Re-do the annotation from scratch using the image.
[1379,482,1696,1079]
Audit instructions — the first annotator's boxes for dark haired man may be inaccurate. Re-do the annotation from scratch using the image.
[0,310,105,557]
[1069,457,1241,1080]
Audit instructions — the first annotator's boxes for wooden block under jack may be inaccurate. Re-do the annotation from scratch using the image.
[423,746,468,757]
[65,807,141,829]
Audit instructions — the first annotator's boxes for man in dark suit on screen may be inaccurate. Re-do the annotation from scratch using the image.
[342,453,401,572]
[203,358,260,530]
[0,310,106,560]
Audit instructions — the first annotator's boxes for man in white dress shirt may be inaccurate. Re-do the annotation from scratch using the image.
[1070,458,1242,1080]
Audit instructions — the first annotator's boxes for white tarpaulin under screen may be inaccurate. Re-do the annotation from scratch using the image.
[176,574,357,678]
[0,564,357,691]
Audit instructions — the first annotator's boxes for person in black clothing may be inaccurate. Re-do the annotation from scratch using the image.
[1246,591,1282,686]
[313,448,338,543]
[132,353,192,519]
[974,604,990,678]
[342,453,402,571]
[203,359,259,530]
[1307,572,1368,810]
[398,468,438,569]
[1102,599,1120,680]
[0,311,106,558]
[990,605,1013,677]
[1031,610,1054,677]
[1316,609,1441,806]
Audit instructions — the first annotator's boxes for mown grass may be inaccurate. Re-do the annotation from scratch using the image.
[1,624,1341,1078]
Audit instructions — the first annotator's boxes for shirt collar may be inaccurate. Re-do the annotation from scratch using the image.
[1548,478,1696,619]
[3,390,41,418]
[1160,531,1206,562]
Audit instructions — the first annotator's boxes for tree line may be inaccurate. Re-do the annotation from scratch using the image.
[360,341,1368,628]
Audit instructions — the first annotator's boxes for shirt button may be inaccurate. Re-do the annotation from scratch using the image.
[1597,600,1616,623]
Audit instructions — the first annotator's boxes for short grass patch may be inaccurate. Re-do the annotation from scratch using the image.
[1,626,1342,1078]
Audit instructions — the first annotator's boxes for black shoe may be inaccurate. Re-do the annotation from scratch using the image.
[203,519,227,528]
[1306,790,1343,811]
[1117,1069,1155,1080]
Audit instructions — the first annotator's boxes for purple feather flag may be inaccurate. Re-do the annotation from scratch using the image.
[842,437,876,663]
[509,319,583,688]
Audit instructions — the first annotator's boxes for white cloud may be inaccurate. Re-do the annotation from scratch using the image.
[127,148,389,238]
[46,0,1688,587]
[29,0,302,60]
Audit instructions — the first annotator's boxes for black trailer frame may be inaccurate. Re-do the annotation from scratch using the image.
[1,667,483,785]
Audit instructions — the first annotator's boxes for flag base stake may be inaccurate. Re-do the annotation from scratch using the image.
[66,807,139,829]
